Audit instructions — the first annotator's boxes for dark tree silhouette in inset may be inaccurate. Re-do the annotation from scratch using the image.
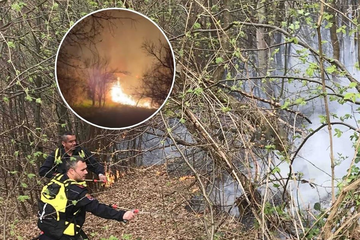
[140,40,174,108]
[84,54,121,107]
[57,11,135,107]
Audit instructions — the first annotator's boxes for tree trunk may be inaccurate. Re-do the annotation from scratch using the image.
[256,0,271,97]
[329,2,340,61]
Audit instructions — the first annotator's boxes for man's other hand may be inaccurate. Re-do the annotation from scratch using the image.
[98,174,107,182]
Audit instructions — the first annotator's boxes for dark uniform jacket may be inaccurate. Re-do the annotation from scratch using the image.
[39,174,125,240]
[39,145,104,178]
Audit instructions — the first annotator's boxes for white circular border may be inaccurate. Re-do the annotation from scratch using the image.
[55,8,176,130]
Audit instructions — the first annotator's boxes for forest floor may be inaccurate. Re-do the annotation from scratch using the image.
[6,164,258,240]
[72,105,157,128]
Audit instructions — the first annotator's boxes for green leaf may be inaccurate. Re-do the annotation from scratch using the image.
[271,48,280,57]
[165,109,174,117]
[25,95,32,101]
[355,155,360,164]
[294,97,306,105]
[11,3,22,12]
[287,37,299,44]
[334,128,342,138]
[349,82,357,88]
[193,22,201,29]
[215,57,224,64]
[226,72,232,80]
[27,173,36,179]
[306,63,318,77]
[326,65,337,74]
[336,25,346,34]
[265,144,276,150]
[17,195,30,202]
[194,87,203,96]
[272,166,280,174]
[314,202,321,211]
[281,100,291,109]
[55,157,62,164]
[8,41,15,48]
[319,115,327,124]
[344,92,354,100]
[325,22,333,29]
[221,107,231,113]
[343,92,356,102]
[122,234,131,240]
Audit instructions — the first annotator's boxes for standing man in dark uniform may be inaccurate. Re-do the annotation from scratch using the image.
[38,156,135,239]
[39,132,107,182]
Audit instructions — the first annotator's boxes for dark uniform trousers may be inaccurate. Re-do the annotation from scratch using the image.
[39,233,86,240]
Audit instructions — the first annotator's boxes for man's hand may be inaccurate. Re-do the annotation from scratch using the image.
[98,173,107,182]
[123,210,136,221]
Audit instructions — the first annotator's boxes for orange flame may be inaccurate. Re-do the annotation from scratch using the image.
[110,78,155,109]
[104,170,124,187]
[105,171,116,187]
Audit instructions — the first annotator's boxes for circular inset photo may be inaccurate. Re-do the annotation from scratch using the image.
[56,8,175,129]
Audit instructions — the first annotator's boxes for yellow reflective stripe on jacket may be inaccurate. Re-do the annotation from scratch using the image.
[54,148,62,164]
[54,148,86,164]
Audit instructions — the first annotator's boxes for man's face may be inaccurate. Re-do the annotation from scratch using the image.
[70,160,88,181]
[62,135,77,152]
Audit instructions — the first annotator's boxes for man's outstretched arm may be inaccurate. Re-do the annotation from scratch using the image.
[74,188,135,222]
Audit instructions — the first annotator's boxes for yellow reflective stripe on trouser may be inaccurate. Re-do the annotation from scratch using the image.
[64,222,81,236]
[55,148,61,164]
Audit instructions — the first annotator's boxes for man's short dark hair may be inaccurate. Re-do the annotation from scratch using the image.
[61,131,75,142]
[65,156,85,172]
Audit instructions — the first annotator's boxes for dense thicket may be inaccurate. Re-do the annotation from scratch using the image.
[2,1,360,239]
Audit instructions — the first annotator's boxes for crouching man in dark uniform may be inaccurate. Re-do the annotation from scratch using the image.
[37,156,135,240]
[39,132,107,182]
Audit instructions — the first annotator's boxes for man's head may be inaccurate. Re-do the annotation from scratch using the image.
[66,156,88,181]
[61,132,77,153]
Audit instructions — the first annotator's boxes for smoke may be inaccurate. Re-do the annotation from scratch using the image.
[280,25,360,208]
[291,105,356,207]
